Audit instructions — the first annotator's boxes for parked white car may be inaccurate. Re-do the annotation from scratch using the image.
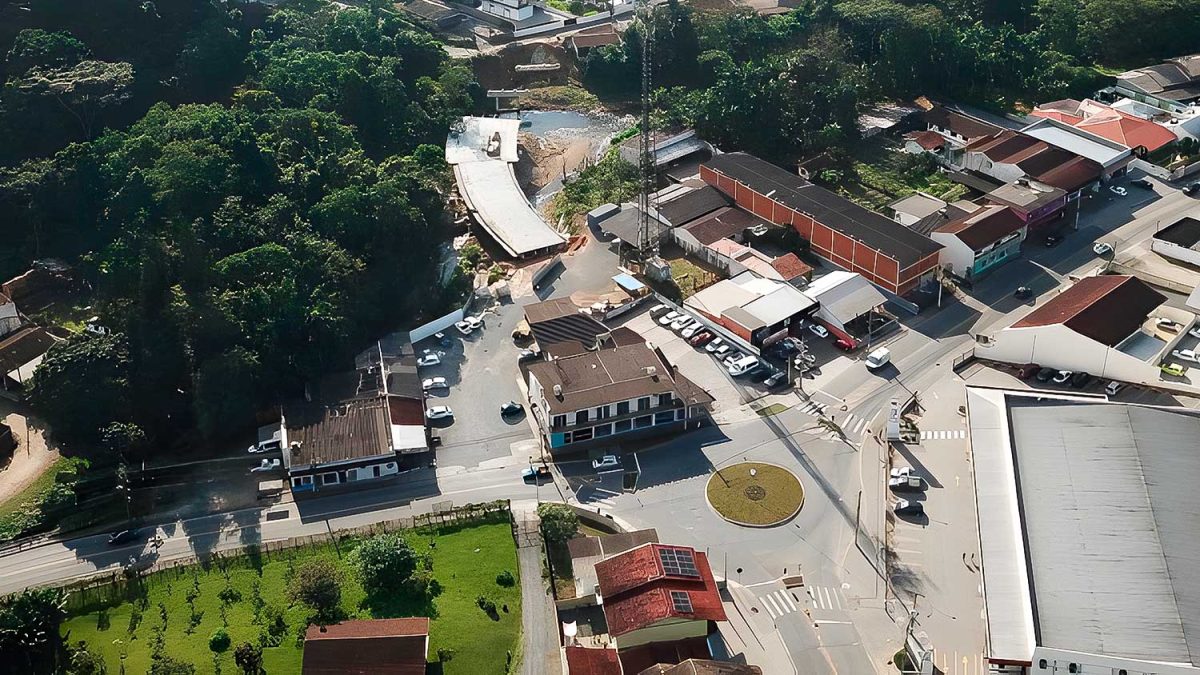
[890,466,915,479]
[1189,326,1200,339]
[1092,241,1114,256]
[417,353,441,367]
[681,320,705,339]
[422,377,448,390]
[1052,370,1073,384]
[1109,185,1127,196]
[1104,381,1125,396]
[808,323,829,338]
[727,355,760,376]
[705,337,724,353]
[659,310,682,326]
[454,320,475,335]
[670,314,695,331]
[250,458,281,473]
[425,406,454,420]
[711,343,731,358]
[1172,348,1200,363]
[865,348,891,370]
[592,455,621,472]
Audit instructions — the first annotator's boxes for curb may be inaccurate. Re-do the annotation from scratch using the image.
[704,462,805,529]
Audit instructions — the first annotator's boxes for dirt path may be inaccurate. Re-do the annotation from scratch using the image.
[0,403,60,501]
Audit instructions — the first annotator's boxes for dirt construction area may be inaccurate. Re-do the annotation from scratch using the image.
[0,402,60,505]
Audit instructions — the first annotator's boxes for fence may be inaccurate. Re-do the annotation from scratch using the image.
[409,304,468,345]
[57,500,514,613]
[1170,160,1200,182]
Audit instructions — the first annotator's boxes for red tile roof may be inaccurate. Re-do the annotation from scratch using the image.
[302,619,428,675]
[769,253,812,281]
[934,205,1025,251]
[1077,112,1176,153]
[617,637,713,674]
[905,130,946,151]
[594,544,727,637]
[1011,275,1166,347]
[566,646,622,675]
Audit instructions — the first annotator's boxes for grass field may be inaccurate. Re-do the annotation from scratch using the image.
[706,462,804,527]
[62,522,521,674]
[0,456,61,522]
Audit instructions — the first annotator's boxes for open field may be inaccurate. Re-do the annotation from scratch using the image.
[61,522,521,674]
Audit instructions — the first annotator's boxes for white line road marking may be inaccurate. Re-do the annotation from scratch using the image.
[831,588,842,610]
[762,594,779,618]
[820,586,831,608]
[778,590,799,612]
[893,548,922,555]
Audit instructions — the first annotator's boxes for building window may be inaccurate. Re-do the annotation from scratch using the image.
[655,411,675,425]
[573,427,593,442]
[594,424,613,437]
[637,397,651,411]
[677,408,686,420]
[635,415,653,429]
[658,393,673,407]
[292,476,313,487]
[372,465,382,478]
[552,414,567,428]
[617,401,630,415]
[596,405,610,420]
[615,419,633,433]
[576,409,589,424]
[321,472,339,486]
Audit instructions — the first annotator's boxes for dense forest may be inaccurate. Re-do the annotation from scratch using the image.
[584,0,1200,162]
[0,0,477,449]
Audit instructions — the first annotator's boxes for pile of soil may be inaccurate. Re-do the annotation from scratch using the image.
[472,41,578,90]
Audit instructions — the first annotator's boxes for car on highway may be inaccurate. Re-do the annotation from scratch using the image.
[108,529,140,546]
[727,355,760,376]
[1105,381,1125,396]
[681,321,705,339]
[1044,234,1062,247]
[1156,317,1182,332]
[689,331,714,347]
[889,474,925,491]
[1185,183,1200,196]
[893,499,924,516]
[807,323,829,338]
[421,377,448,391]
[592,455,621,472]
[865,348,891,370]
[1161,362,1187,377]
[1070,371,1092,388]
[1172,348,1200,363]
[1052,370,1073,384]
[705,337,724,353]
[426,405,454,420]
[1014,286,1032,299]
[1131,178,1154,190]
[659,310,682,326]
[250,458,281,473]
[834,338,855,351]
[1109,185,1127,196]
[1092,241,1114,256]
[417,353,441,367]
[500,400,523,416]
[1035,367,1056,382]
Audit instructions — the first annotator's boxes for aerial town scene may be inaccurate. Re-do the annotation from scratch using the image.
[3,1,1200,674]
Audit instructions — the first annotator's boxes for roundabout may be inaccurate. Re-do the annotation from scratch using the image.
[705,461,805,527]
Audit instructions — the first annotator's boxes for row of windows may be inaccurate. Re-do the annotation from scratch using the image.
[552,393,676,428]
[291,463,395,489]
[561,409,685,444]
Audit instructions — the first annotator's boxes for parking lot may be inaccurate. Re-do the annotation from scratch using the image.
[414,299,535,469]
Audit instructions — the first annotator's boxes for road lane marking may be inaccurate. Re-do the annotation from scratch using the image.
[779,589,798,612]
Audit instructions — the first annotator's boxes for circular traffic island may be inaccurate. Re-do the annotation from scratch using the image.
[705,462,804,527]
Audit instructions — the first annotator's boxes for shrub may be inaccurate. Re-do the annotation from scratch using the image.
[437,647,456,662]
[209,628,231,653]
[350,533,420,597]
[149,655,195,675]
[233,642,263,675]
[536,503,579,544]
[287,559,342,621]
[476,595,497,615]
[495,570,515,587]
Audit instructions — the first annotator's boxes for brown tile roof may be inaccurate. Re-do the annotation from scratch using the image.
[618,637,713,675]
[302,618,428,675]
[905,130,946,151]
[528,342,711,414]
[638,660,763,675]
[683,207,758,246]
[285,396,393,466]
[565,646,622,675]
[1033,155,1103,193]
[0,326,59,376]
[934,205,1025,251]
[925,107,1001,141]
[1011,275,1166,347]
[769,253,811,281]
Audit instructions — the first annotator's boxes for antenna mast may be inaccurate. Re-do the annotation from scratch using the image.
[634,0,657,260]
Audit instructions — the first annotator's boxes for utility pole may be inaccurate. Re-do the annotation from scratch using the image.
[634,0,656,262]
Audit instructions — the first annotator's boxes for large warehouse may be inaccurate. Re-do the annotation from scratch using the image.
[700,153,943,298]
[966,387,1200,675]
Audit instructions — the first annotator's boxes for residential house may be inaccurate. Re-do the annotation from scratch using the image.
[975,275,1200,391]
[919,106,1003,166]
[1110,54,1200,113]
[480,0,533,21]
[888,192,951,228]
[565,25,620,58]
[931,205,1027,280]
[302,618,429,675]
[684,270,817,347]
[525,341,712,450]
[1019,117,1134,178]
[701,153,943,299]
[0,326,60,392]
[1031,99,1177,155]
[984,179,1073,232]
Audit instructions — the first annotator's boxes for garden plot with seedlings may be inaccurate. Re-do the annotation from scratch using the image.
[61,522,521,674]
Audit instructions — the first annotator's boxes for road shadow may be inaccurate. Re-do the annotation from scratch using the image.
[294,468,443,524]
[901,297,982,341]
[891,442,943,489]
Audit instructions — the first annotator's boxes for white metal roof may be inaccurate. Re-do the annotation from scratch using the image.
[741,285,815,327]
[806,271,886,326]
[684,279,758,317]
[1021,118,1131,168]
[453,162,566,257]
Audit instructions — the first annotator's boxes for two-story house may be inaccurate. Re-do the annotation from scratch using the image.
[931,205,1028,281]
[525,341,712,451]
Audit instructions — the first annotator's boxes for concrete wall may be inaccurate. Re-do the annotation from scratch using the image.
[615,619,708,649]
[974,324,1171,388]
[931,232,976,278]
[409,307,466,345]
[1152,237,1200,268]
[1031,646,1200,675]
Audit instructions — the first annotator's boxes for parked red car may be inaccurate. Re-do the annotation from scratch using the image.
[834,338,855,351]
[689,331,714,347]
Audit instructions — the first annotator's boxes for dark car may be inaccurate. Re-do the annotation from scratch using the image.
[1014,286,1032,299]
[499,401,523,416]
[108,529,140,546]
[1185,183,1200,196]
[894,500,924,516]
[1017,363,1040,380]
[689,331,713,346]
[1044,234,1062,247]
[1070,371,1092,388]
[1131,178,1154,190]
[1035,367,1057,382]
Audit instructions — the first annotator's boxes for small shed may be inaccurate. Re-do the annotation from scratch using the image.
[587,203,621,229]
[612,273,648,297]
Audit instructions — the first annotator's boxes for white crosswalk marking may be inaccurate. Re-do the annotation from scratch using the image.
[919,429,966,440]
[805,585,845,610]
[798,401,827,417]
[777,589,798,612]
[759,589,803,618]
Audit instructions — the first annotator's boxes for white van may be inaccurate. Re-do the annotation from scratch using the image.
[1104,381,1124,396]
[727,355,760,376]
[865,348,891,369]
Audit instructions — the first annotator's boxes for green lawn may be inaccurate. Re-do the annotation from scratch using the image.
[837,136,969,211]
[62,522,522,674]
[0,456,61,523]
